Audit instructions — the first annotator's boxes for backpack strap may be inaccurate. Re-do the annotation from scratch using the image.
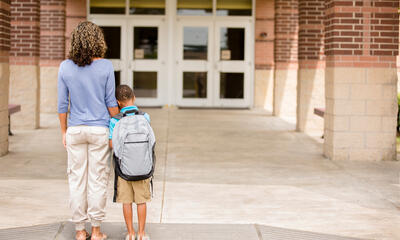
[113,112,124,120]
[123,109,145,117]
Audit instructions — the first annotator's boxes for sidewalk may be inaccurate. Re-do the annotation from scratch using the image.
[1,108,400,239]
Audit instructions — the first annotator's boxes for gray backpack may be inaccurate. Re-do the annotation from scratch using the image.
[112,109,156,182]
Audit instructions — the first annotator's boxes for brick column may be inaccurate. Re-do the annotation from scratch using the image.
[65,0,86,55]
[0,0,10,156]
[274,0,298,119]
[40,0,65,113]
[297,0,325,133]
[254,0,274,111]
[324,0,399,161]
[9,0,40,129]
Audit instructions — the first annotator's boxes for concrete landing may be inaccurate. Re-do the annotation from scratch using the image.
[0,222,364,240]
[1,109,400,239]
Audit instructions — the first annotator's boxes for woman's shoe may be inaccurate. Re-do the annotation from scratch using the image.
[91,233,107,240]
[76,230,90,240]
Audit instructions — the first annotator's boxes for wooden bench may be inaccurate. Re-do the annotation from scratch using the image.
[314,108,325,118]
[8,104,21,136]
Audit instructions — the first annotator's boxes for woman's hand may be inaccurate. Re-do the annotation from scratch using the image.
[62,132,66,148]
[58,113,68,148]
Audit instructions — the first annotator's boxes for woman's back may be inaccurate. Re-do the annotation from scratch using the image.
[57,58,117,127]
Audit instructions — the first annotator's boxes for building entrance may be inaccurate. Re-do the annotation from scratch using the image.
[88,0,254,108]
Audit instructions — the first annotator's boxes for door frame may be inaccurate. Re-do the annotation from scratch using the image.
[213,18,253,108]
[175,17,214,107]
[127,17,167,107]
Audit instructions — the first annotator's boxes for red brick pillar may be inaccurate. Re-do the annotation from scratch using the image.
[324,0,399,161]
[0,0,10,156]
[65,0,86,55]
[9,0,40,129]
[40,0,65,113]
[274,0,298,119]
[254,0,274,111]
[297,0,325,133]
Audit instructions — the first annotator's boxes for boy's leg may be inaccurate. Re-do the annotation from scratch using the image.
[137,203,147,238]
[123,203,135,239]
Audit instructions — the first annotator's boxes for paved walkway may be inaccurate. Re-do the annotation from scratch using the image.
[1,109,400,239]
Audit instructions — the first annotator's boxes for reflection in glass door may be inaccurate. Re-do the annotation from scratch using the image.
[177,19,251,107]
[214,21,251,107]
[128,19,166,106]
[176,20,213,107]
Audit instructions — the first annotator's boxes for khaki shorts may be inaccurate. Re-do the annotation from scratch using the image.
[116,177,151,204]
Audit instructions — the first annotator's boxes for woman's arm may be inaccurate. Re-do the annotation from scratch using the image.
[108,106,119,117]
[58,113,67,148]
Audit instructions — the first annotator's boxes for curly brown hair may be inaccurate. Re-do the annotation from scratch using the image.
[68,21,107,67]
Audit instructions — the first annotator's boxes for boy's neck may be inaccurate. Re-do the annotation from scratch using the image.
[120,104,135,109]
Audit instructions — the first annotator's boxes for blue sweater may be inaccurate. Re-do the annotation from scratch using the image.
[57,59,118,127]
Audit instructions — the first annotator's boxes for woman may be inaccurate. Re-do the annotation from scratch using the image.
[57,21,119,240]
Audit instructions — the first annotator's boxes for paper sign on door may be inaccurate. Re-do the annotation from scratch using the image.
[221,50,231,60]
[134,49,144,59]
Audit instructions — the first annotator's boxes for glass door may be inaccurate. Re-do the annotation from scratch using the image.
[128,18,166,106]
[213,20,252,107]
[176,19,213,107]
[92,18,127,88]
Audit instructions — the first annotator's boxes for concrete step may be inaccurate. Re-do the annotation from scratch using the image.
[0,222,366,240]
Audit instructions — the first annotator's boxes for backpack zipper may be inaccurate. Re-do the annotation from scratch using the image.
[124,140,149,144]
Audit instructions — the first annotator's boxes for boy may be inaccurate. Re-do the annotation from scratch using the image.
[109,85,151,240]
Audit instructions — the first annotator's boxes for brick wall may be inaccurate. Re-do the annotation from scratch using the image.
[40,0,65,66]
[10,0,40,65]
[255,0,274,70]
[0,0,10,156]
[274,0,298,69]
[65,0,86,56]
[325,0,399,68]
[0,0,10,59]
[298,0,325,66]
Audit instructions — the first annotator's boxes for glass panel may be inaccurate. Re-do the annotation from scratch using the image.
[114,71,121,87]
[130,0,165,15]
[90,0,125,14]
[220,28,244,60]
[177,0,212,16]
[183,27,208,60]
[134,27,158,60]
[220,72,244,99]
[183,72,207,98]
[101,27,121,59]
[217,0,252,16]
[133,72,157,98]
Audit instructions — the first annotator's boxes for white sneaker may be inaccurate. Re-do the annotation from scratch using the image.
[125,234,136,240]
[137,235,150,240]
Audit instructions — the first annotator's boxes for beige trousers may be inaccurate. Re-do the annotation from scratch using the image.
[66,125,111,231]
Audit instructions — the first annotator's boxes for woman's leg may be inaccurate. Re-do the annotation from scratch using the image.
[87,126,111,239]
[66,126,89,235]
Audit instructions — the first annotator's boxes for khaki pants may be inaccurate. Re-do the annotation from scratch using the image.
[66,126,111,231]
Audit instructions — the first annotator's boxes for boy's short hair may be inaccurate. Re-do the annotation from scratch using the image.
[116,85,135,102]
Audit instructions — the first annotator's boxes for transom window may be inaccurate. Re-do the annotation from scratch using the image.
[89,0,252,16]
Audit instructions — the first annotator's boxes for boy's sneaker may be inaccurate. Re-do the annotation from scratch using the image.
[125,234,136,240]
[138,235,150,240]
